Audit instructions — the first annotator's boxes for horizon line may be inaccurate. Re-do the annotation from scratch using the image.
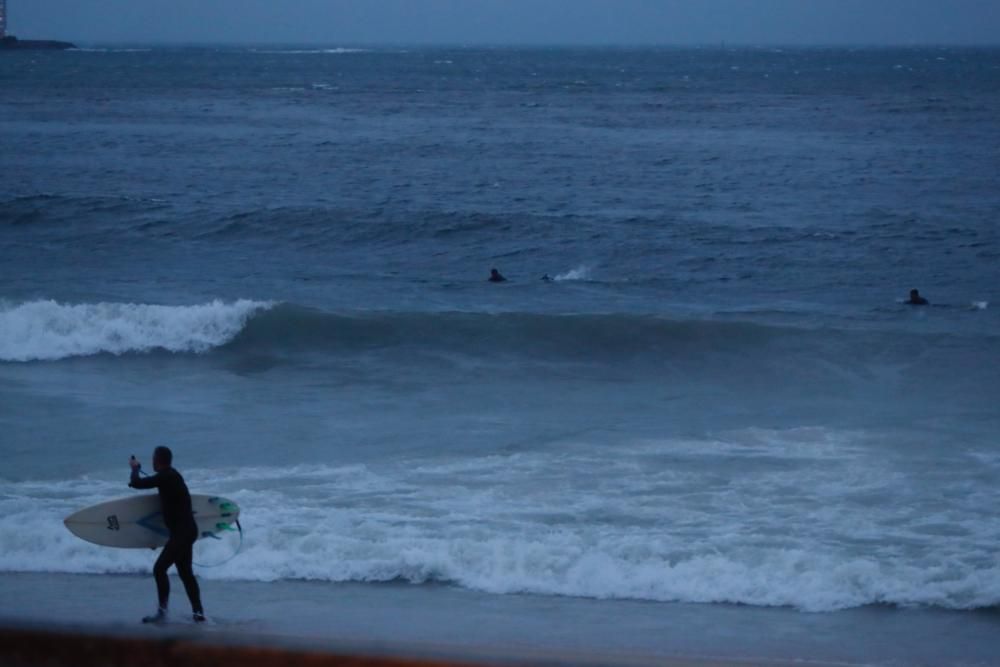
[32,38,1000,50]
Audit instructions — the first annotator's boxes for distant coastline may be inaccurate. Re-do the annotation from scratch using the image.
[0,35,76,50]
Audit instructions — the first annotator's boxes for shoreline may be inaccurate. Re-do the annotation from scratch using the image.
[2,572,999,666]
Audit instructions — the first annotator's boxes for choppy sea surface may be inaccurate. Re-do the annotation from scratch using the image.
[1,45,999,663]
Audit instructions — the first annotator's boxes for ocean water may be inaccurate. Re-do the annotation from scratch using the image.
[1,46,1000,663]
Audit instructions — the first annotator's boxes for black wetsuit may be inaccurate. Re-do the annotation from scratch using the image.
[130,467,203,614]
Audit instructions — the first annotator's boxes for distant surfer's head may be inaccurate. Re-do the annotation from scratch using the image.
[153,446,173,471]
[910,289,920,298]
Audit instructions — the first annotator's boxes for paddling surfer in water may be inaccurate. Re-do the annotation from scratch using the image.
[906,288,929,306]
[129,446,205,623]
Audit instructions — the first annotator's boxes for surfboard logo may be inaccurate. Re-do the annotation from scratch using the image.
[136,511,170,538]
[106,515,120,531]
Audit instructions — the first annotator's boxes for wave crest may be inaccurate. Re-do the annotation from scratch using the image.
[0,299,272,362]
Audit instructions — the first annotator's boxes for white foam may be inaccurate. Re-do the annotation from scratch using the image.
[3,433,999,612]
[70,48,153,53]
[0,299,271,362]
[253,48,368,55]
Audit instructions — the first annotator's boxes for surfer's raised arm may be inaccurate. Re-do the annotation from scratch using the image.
[128,456,158,489]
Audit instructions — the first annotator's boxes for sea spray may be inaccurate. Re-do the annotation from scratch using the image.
[554,266,592,281]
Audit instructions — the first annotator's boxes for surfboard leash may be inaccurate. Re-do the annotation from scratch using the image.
[134,465,244,567]
[194,519,243,568]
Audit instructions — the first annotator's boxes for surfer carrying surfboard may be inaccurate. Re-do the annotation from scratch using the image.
[129,446,206,623]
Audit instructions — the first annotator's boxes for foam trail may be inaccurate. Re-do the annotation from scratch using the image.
[0,299,271,362]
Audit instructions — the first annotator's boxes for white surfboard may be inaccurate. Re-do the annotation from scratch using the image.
[64,494,240,549]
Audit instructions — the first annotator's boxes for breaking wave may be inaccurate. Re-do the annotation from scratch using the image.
[0,299,271,362]
[3,299,998,415]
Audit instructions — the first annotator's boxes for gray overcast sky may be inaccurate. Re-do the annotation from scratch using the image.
[10,0,1000,46]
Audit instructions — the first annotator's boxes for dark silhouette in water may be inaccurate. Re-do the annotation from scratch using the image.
[906,289,929,306]
[488,268,507,283]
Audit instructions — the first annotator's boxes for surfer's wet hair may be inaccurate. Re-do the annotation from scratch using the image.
[153,446,173,466]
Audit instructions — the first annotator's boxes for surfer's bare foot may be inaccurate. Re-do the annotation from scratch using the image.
[142,608,167,624]
[193,611,206,623]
